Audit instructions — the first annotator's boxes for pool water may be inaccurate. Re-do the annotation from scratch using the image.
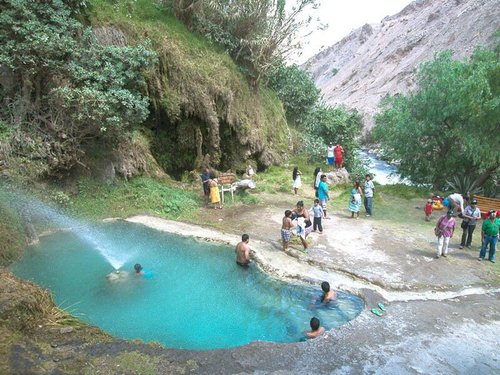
[11,221,364,350]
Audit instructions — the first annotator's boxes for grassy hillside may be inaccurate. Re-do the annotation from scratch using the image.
[87,0,289,175]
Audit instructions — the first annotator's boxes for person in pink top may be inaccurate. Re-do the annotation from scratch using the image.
[435,209,456,258]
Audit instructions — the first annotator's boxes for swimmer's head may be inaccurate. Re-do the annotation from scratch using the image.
[310,317,320,331]
[285,209,292,217]
[242,234,249,242]
[321,281,330,293]
[134,263,143,273]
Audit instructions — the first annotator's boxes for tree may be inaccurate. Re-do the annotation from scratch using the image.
[265,63,320,123]
[170,0,320,89]
[301,104,362,169]
[0,0,156,175]
[374,48,500,190]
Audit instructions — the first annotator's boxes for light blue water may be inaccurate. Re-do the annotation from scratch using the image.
[358,150,410,185]
[11,221,364,350]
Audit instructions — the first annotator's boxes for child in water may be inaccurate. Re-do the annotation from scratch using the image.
[305,317,325,339]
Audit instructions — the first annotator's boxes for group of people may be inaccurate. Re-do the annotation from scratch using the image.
[286,165,376,252]
[326,142,344,170]
[234,233,334,339]
[433,196,498,262]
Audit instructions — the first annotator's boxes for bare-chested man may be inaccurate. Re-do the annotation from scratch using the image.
[235,234,251,267]
[281,210,294,252]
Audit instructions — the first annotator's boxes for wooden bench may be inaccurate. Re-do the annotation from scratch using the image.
[217,173,237,204]
[473,195,500,218]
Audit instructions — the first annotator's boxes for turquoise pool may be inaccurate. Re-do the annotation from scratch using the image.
[11,221,363,350]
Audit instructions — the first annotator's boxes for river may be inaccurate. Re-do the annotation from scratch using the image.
[358,149,407,185]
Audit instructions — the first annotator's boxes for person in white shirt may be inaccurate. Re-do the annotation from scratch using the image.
[363,174,375,217]
[326,142,335,171]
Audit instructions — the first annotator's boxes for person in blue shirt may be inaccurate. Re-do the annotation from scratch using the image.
[311,199,324,233]
[317,174,330,219]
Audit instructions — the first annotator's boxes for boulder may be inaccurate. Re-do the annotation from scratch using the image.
[326,168,350,185]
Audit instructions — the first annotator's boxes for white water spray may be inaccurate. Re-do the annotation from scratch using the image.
[1,188,129,269]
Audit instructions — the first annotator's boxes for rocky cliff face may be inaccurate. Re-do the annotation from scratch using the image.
[302,0,499,131]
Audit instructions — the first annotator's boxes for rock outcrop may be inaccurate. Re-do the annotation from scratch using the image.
[302,0,499,131]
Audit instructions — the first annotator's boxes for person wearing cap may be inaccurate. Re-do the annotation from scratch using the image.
[326,142,335,171]
[435,209,456,258]
[478,210,498,263]
[459,199,481,249]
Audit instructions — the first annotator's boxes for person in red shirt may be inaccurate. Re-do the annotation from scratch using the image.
[424,199,433,221]
[334,144,344,169]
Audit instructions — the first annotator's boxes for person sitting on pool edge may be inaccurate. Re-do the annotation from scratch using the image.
[320,281,336,303]
[235,234,251,267]
[305,317,325,339]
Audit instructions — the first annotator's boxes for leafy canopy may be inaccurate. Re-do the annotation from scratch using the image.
[169,0,320,88]
[0,0,156,175]
[265,63,320,123]
[301,104,362,170]
[374,48,500,189]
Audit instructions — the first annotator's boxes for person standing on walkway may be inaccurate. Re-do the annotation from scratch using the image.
[201,167,214,207]
[208,178,222,209]
[363,174,375,217]
[311,199,324,233]
[334,144,344,169]
[313,167,322,198]
[292,200,313,250]
[326,142,335,171]
[292,167,302,195]
[281,210,294,252]
[459,199,481,249]
[435,209,456,258]
[478,210,498,263]
[349,180,362,219]
[317,174,330,219]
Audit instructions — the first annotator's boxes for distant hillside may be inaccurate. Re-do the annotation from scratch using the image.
[302,0,499,131]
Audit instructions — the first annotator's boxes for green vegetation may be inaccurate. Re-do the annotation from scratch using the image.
[0,0,155,177]
[302,105,362,169]
[0,204,25,266]
[88,0,290,174]
[266,63,320,123]
[169,0,320,88]
[69,177,199,220]
[374,48,499,192]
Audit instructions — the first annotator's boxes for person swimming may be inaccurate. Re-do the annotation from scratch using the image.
[134,263,153,279]
[320,281,336,303]
[134,263,143,274]
[305,317,325,339]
